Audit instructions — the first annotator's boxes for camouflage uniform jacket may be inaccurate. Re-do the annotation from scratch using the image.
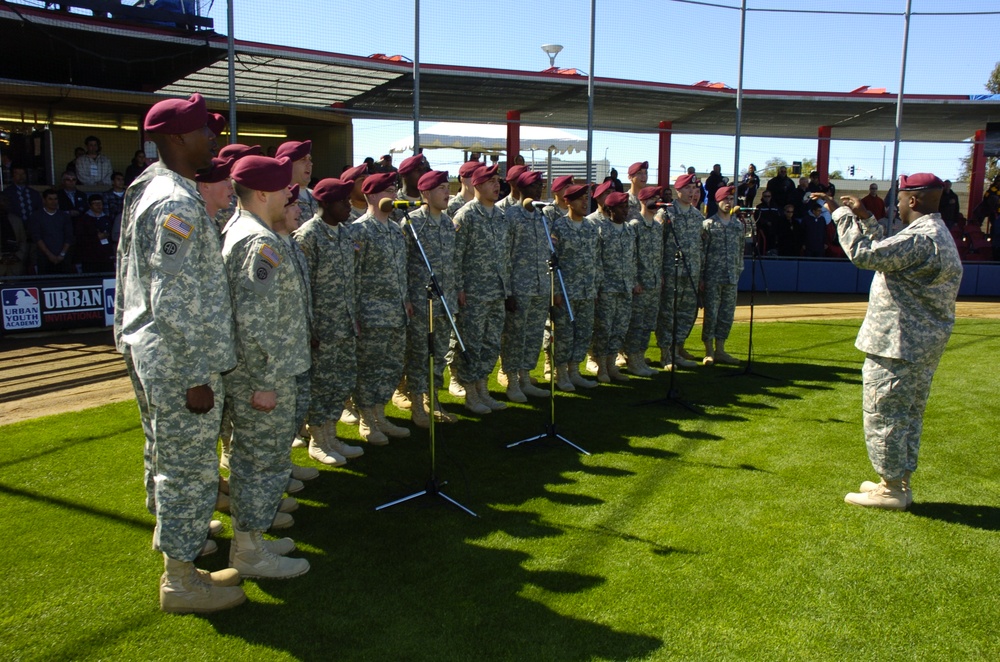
[283,233,313,327]
[542,203,568,224]
[390,190,422,224]
[834,208,963,362]
[297,187,319,222]
[114,164,236,395]
[551,215,600,300]
[454,199,511,299]
[506,202,551,298]
[628,214,663,289]
[293,216,359,342]
[702,213,745,285]
[658,202,705,281]
[495,194,518,217]
[353,212,409,328]
[403,206,458,309]
[447,192,468,218]
[626,193,643,222]
[222,210,311,390]
[596,219,637,294]
[348,204,366,223]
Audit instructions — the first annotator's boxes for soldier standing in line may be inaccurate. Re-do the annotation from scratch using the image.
[276,140,317,223]
[352,171,413,443]
[591,191,636,383]
[447,160,482,217]
[623,186,663,377]
[625,161,648,221]
[341,164,369,222]
[399,170,462,426]
[114,93,245,613]
[543,175,574,223]
[550,184,600,391]
[499,169,552,402]
[655,173,705,370]
[293,178,365,463]
[815,174,963,511]
[391,153,430,224]
[195,156,235,235]
[495,164,527,216]
[222,156,312,580]
[700,186,744,366]
[452,164,513,414]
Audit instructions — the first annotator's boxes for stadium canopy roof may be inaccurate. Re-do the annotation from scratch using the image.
[388,122,586,155]
[2,4,999,142]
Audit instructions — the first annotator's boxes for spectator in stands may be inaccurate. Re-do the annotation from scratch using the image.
[124,150,148,186]
[604,167,625,193]
[806,171,825,193]
[801,200,827,257]
[792,177,811,218]
[705,164,724,216]
[765,166,797,210]
[0,195,28,276]
[28,189,74,274]
[103,172,127,240]
[753,189,781,255]
[938,179,960,227]
[74,194,114,273]
[363,156,376,173]
[75,135,114,186]
[378,154,397,174]
[58,171,87,219]
[738,163,760,207]
[861,183,887,220]
[774,203,803,257]
[66,147,85,177]
[4,166,42,222]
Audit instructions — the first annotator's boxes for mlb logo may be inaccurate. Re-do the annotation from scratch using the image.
[2,287,42,330]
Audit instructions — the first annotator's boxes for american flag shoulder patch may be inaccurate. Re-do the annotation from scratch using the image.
[258,243,281,267]
[163,214,193,239]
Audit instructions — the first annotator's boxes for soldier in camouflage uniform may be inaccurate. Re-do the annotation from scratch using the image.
[550,184,600,391]
[625,161,648,221]
[276,140,318,223]
[447,160,481,217]
[400,170,462,426]
[816,174,962,511]
[195,155,235,235]
[353,171,413,442]
[700,186,744,366]
[114,93,245,613]
[499,169,551,402]
[656,173,705,370]
[340,164,369,223]
[390,154,430,224]
[542,175,574,224]
[293,178,365,464]
[495,164,527,217]
[623,186,663,377]
[222,155,312,579]
[592,191,637,383]
[452,164,512,413]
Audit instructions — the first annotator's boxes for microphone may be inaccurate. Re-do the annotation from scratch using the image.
[652,202,674,209]
[378,198,422,213]
[521,198,549,210]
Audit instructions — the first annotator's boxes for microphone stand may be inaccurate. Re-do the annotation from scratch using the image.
[727,208,777,381]
[376,206,478,516]
[507,206,590,455]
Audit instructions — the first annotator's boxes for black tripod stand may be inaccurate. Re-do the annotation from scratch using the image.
[728,208,777,381]
[508,208,589,455]
[376,208,477,516]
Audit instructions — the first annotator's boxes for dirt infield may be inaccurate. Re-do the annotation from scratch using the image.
[2,293,997,425]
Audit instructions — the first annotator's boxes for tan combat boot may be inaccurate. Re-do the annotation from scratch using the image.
[230,528,310,579]
[391,379,412,410]
[307,422,347,466]
[426,393,458,423]
[448,371,466,397]
[519,370,550,398]
[160,555,246,614]
[463,381,491,415]
[845,478,908,511]
[376,406,410,438]
[325,419,364,459]
[595,355,611,383]
[478,379,507,410]
[410,392,430,428]
[555,364,576,392]
[568,363,597,389]
[358,407,389,445]
[505,374,528,403]
[340,397,359,425]
[607,356,629,382]
[497,368,510,388]
[860,471,913,506]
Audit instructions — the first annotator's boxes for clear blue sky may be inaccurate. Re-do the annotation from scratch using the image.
[206,0,1000,184]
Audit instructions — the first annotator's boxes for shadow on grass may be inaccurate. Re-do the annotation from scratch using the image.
[0,482,154,530]
[0,421,141,470]
[908,502,1000,531]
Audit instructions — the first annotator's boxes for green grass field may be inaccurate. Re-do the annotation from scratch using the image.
[2,318,999,661]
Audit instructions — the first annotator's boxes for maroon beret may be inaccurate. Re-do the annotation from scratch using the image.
[418,170,449,191]
[472,164,499,187]
[194,156,235,184]
[628,161,649,177]
[551,175,574,192]
[564,184,589,201]
[505,165,528,184]
[218,144,262,161]
[144,93,208,135]
[517,170,542,188]
[230,155,293,192]
[605,191,629,207]
[898,173,944,191]
[207,112,227,138]
[593,180,613,200]
[638,185,661,202]
[714,185,736,202]
[313,178,354,203]
[361,171,398,195]
[459,160,483,178]
[275,140,311,162]
[674,173,696,190]
[342,164,368,181]
[398,154,429,175]
[286,184,300,207]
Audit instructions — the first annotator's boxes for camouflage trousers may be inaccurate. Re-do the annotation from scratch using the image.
[404,303,453,394]
[501,294,548,374]
[655,268,699,350]
[225,369,295,532]
[122,347,156,514]
[308,336,357,426]
[452,296,504,383]
[294,371,310,434]
[592,291,632,356]
[862,354,939,481]
[701,281,738,341]
[624,286,659,356]
[552,297,596,365]
[127,348,223,562]
[355,324,406,407]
